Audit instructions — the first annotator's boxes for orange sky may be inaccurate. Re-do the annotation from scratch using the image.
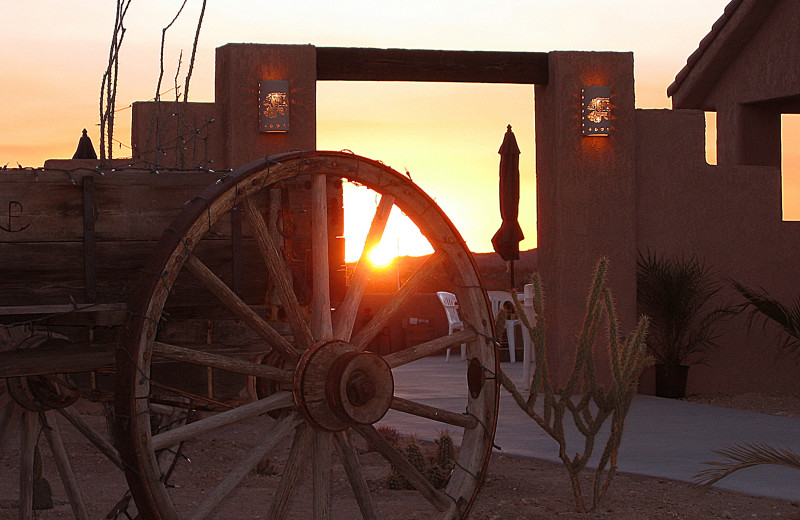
[8,0,794,261]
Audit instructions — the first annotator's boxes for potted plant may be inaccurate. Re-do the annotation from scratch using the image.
[636,251,731,398]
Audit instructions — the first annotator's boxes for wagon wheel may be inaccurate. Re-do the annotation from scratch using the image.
[0,329,190,519]
[117,151,499,519]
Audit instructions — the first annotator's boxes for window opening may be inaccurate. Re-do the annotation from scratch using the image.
[782,114,800,221]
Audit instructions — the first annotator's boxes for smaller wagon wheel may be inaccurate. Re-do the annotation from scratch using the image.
[117,151,499,519]
[0,329,191,519]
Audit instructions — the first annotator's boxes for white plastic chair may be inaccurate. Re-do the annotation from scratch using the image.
[487,290,512,318]
[436,291,466,361]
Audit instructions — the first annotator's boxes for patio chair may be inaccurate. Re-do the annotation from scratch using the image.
[436,291,466,361]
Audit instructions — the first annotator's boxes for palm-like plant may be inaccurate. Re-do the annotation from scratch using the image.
[730,281,800,353]
[694,283,800,489]
[636,251,730,366]
[695,442,800,490]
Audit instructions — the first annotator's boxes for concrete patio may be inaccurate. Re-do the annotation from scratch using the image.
[379,356,800,502]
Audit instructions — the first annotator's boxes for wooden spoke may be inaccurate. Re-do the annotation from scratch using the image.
[354,424,451,512]
[0,389,11,408]
[152,341,293,384]
[188,413,302,520]
[57,406,123,470]
[41,411,90,520]
[333,194,395,341]
[333,431,378,520]
[151,391,293,450]
[351,253,444,350]
[384,329,478,368]
[243,197,314,349]
[184,255,300,361]
[313,431,333,520]
[390,397,478,429]
[19,411,36,520]
[0,398,21,453]
[311,173,333,341]
[267,422,315,520]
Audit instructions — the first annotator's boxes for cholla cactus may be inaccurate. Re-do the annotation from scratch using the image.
[499,258,650,513]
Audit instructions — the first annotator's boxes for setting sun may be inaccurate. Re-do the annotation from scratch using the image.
[342,183,435,263]
[367,244,396,267]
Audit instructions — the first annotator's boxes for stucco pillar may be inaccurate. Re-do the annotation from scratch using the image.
[534,52,637,388]
[215,44,317,169]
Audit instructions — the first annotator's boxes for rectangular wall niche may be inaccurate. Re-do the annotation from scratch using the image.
[581,86,611,136]
[259,80,289,132]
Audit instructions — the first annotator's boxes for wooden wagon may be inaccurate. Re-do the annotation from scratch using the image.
[0,151,499,519]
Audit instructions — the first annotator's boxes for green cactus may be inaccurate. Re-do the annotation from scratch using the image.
[435,431,456,468]
[386,438,430,490]
[425,431,457,489]
[405,440,427,475]
[499,258,650,513]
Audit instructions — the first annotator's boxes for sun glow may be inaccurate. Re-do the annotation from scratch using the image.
[368,243,397,267]
[343,183,435,263]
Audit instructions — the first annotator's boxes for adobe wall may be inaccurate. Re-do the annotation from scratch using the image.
[130,101,220,168]
[536,51,800,395]
[635,108,800,394]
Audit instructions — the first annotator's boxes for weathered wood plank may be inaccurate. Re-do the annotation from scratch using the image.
[316,47,549,84]
[0,237,267,308]
[82,176,97,302]
[0,303,126,316]
[0,342,115,378]
[0,169,224,243]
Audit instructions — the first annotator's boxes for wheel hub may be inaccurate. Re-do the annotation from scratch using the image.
[293,341,394,431]
[6,335,80,412]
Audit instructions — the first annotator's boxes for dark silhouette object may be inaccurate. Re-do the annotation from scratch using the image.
[491,124,524,287]
[72,128,98,160]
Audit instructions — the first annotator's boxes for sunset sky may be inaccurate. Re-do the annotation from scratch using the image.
[6,0,796,261]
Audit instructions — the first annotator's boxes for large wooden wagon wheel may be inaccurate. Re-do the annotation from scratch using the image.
[116,151,499,519]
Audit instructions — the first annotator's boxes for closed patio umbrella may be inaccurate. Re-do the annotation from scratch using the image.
[491,124,524,287]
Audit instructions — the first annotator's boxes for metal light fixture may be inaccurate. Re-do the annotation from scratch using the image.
[581,86,611,136]
[259,80,289,133]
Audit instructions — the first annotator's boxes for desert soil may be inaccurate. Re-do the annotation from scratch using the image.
[2,393,800,519]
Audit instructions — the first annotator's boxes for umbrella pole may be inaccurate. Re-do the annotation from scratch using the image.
[508,260,515,289]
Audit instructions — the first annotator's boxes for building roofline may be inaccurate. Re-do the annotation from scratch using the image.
[667,0,775,109]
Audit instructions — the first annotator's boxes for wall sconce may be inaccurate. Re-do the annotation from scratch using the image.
[581,86,611,136]
[259,80,289,133]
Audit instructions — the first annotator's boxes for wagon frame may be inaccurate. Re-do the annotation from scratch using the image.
[0,151,499,520]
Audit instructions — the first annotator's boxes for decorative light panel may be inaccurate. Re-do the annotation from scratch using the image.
[581,86,611,136]
[259,80,289,133]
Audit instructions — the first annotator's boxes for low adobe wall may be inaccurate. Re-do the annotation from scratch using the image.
[635,108,800,394]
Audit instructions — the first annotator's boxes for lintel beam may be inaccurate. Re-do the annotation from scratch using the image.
[316,47,548,84]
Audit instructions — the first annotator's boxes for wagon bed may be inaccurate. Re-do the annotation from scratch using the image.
[1,152,499,520]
